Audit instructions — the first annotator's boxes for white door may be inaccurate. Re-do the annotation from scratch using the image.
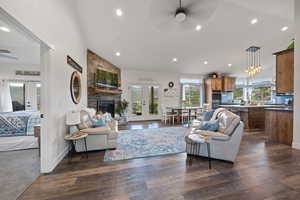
[128,85,160,121]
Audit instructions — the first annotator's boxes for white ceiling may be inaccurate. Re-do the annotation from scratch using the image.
[76,0,295,79]
[0,19,40,66]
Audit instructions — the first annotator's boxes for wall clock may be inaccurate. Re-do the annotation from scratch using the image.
[168,81,174,88]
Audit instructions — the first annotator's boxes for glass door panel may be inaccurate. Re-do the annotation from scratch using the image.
[148,86,159,115]
[128,85,160,121]
[130,86,143,116]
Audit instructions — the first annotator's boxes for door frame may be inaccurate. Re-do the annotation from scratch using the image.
[0,7,52,173]
[127,83,161,121]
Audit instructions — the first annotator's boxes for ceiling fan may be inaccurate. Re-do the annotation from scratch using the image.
[0,49,18,60]
[150,0,221,31]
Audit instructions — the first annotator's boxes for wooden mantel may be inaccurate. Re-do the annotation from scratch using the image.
[88,87,122,95]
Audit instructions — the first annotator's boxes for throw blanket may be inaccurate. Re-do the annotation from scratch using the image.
[0,111,41,137]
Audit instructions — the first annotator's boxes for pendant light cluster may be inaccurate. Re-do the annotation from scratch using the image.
[245,46,263,77]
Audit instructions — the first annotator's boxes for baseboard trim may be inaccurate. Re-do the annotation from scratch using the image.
[292,142,300,150]
[43,144,70,173]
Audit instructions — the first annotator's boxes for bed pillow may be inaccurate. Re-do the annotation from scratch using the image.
[197,121,219,132]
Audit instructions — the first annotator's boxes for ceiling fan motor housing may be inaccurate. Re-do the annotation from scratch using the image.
[175,8,186,22]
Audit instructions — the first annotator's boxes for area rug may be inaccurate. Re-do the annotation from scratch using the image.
[104,127,190,162]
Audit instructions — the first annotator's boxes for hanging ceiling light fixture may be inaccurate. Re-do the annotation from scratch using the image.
[245,46,263,77]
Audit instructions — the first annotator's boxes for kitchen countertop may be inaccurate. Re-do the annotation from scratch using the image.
[264,107,293,112]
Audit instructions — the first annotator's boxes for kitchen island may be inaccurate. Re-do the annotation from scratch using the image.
[220,105,286,131]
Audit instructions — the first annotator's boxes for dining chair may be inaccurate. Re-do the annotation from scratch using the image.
[161,105,176,124]
[180,108,189,124]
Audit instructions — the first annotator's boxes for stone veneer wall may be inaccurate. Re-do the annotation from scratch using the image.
[87,49,121,111]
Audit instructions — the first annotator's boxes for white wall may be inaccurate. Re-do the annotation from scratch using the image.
[0,0,87,172]
[121,69,203,120]
[293,1,300,149]
[0,63,40,80]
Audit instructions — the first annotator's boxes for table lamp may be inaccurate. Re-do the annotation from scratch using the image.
[66,111,80,135]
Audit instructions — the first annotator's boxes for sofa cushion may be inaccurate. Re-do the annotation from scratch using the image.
[203,111,214,121]
[197,121,219,132]
[194,130,229,141]
[217,110,240,136]
[92,120,106,127]
[81,126,111,135]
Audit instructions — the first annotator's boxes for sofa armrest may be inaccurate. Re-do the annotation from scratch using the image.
[81,126,111,135]
[108,120,118,133]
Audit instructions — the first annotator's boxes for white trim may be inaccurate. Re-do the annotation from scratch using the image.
[0,7,52,173]
[40,44,51,173]
[292,142,300,150]
[43,145,70,173]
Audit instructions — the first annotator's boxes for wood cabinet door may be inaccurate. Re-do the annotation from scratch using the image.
[276,50,294,94]
[211,78,222,91]
[223,77,236,92]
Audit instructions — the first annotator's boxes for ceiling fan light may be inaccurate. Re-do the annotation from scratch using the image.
[175,9,186,23]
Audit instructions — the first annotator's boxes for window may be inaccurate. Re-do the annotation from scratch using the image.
[10,82,25,111]
[234,88,244,100]
[251,87,272,102]
[181,84,201,107]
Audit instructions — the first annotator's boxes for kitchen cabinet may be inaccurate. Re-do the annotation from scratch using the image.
[265,109,293,145]
[273,49,294,94]
[222,77,236,92]
[206,78,222,91]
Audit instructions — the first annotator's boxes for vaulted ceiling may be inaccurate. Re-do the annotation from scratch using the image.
[76,0,294,79]
[0,19,40,66]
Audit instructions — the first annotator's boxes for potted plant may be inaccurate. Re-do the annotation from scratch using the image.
[115,99,129,125]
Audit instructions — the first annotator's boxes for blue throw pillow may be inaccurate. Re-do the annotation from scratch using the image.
[203,111,214,121]
[92,120,106,127]
[198,121,219,132]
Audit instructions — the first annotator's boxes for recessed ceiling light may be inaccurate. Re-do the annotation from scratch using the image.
[251,18,258,25]
[228,64,232,67]
[116,8,123,17]
[195,25,202,31]
[281,26,288,32]
[0,26,10,32]
[204,61,208,65]
[115,52,121,56]
[172,58,178,62]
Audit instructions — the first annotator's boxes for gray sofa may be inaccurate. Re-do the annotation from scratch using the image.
[187,109,244,163]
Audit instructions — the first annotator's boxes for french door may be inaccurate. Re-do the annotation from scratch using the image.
[128,85,160,121]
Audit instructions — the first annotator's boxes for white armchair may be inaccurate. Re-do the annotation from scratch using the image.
[72,109,118,152]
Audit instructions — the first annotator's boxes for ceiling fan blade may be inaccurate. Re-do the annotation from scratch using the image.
[0,54,18,60]
[185,0,221,11]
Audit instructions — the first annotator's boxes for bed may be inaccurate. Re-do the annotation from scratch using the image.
[0,110,40,151]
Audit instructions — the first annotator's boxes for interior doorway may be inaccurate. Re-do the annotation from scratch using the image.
[0,7,51,200]
[128,84,160,121]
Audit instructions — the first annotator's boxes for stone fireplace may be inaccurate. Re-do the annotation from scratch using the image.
[88,93,121,117]
[87,49,122,118]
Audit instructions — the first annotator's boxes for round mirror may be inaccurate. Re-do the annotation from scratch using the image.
[70,71,81,104]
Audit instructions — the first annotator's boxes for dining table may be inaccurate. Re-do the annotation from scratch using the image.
[167,106,203,127]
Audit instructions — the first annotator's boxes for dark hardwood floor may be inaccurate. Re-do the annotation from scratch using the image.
[18,121,300,200]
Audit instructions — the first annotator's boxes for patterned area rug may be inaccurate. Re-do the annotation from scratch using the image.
[104,127,190,162]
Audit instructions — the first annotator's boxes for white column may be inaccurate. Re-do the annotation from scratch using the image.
[293,1,300,149]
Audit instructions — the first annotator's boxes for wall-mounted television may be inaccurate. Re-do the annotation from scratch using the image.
[95,69,119,89]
